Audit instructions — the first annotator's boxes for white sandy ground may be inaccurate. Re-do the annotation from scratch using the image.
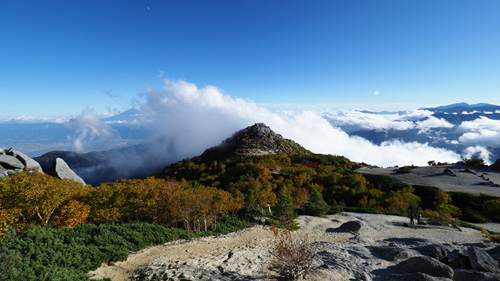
[89,212,494,281]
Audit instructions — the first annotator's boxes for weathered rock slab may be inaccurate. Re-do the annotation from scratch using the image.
[0,167,8,178]
[413,244,448,261]
[454,269,500,281]
[14,150,43,172]
[468,247,500,273]
[50,158,86,185]
[0,148,44,177]
[448,249,471,269]
[369,246,416,261]
[376,272,452,281]
[393,256,454,279]
[0,154,24,170]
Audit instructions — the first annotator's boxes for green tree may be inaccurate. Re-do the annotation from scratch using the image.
[302,185,329,216]
[272,185,297,229]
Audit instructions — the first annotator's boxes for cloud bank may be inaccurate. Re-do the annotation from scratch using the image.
[66,79,473,181]
[458,116,500,149]
[129,79,461,167]
[323,110,455,133]
[66,109,117,152]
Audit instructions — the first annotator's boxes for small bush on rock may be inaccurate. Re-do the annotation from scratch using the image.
[268,226,318,280]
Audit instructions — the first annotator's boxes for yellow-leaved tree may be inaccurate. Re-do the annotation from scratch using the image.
[0,169,90,230]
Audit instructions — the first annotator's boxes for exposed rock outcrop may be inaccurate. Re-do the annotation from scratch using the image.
[392,256,454,279]
[369,246,417,261]
[337,220,364,234]
[453,269,500,281]
[49,158,86,185]
[468,247,500,273]
[443,168,455,176]
[447,249,471,270]
[0,148,43,177]
[413,244,448,261]
[491,159,500,172]
[376,272,452,281]
[0,148,85,185]
[91,213,500,281]
[217,123,309,156]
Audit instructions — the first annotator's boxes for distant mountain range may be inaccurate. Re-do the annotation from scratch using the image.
[422,102,500,113]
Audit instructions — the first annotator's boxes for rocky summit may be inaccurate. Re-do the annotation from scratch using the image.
[217,123,309,156]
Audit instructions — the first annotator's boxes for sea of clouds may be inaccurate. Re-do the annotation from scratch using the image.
[67,79,491,169]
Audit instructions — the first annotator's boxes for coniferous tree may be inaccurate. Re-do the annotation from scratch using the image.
[302,186,329,217]
[272,185,297,229]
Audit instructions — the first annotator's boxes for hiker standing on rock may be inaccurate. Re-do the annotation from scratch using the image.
[409,212,415,225]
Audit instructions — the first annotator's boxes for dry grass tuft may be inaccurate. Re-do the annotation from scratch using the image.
[268,226,318,280]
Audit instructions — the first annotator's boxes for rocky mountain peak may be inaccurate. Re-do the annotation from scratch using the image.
[220,123,308,156]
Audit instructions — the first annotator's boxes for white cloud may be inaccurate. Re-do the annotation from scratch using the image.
[66,109,118,152]
[323,110,415,131]
[458,117,500,148]
[323,109,454,133]
[459,130,500,147]
[0,116,67,123]
[415,116,455,134]
[459,116,500,131]
[374,90,380,95]
[462,146,492,164]
[462,110,479,115]
[134,79,461,167]
[399,110,435,121]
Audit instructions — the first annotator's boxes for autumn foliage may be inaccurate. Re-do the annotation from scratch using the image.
[0,169,90,234]
[0,169,242,239]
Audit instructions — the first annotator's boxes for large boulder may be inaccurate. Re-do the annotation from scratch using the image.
[338,220,364,233]
[487,245,500,261]
[369,246,416,261]
[448,249,471,269]
[50,158,86,185]
[491,159,500,171]
[468,247,500,273]
[0,167,7,178]
[14,150,43,172]
[413,244,448,261]
[0,148,44,177]
[0,148,85,185]
[393,256,454,279]
[0,154,25,170]
[376,272,452,281]
[454,269,500,281]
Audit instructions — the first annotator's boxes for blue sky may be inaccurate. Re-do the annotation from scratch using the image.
[1,0,500,118]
